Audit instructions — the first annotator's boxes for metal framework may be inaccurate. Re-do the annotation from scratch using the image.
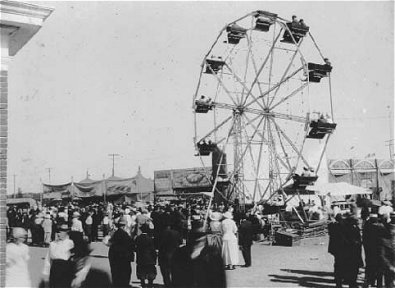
[193,11,334,205]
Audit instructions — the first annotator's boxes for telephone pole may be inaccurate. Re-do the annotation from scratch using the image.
[386,105,394,160]
[13,174,16,198]
[108,154,120,177]
[46,168,52,184]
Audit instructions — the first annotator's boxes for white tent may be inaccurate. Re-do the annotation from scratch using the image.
[306,182,372,196]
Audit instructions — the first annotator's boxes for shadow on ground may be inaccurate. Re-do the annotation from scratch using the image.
[269,269,336,288]
[90,254,108,259]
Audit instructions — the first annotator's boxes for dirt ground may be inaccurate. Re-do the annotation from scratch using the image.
[27,236,366,287]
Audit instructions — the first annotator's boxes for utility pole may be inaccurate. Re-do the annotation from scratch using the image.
[385,139,394,160]
[13,174,16,198]
[386,105,394,160]
[46,168,52,184]
[108,154,120,177]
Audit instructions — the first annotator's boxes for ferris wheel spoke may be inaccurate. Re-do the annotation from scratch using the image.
[197,115,232,144]
[244,67,303,109]
[270,82,308,110]
[228,115,265,182]
[212,101,238,111]
[316,133,331,172]
[241,116,263,200]
[242,29,284,106]
[267,120,283,186]
[271,111,307,123]
[268,37,306,107]
[206,65,239,106]
[265,21,278,108]
[242,114,289,172]
[242,34,264,104]
[271,118,293,171]
[270,118,311,168]
[224,64,266,111]
[240,107,307,123]
[244,113,264,127]
[259,178,272,201]
[239,21,255,104]
[252,116,268,202]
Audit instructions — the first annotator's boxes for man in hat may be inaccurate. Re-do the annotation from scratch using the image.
[135,209,151,237]
[340,213,363,288]
[301,167,311,177]
[71,211,84,235]
[363,213,386,287]
[135,224,157,288]
[84,210,93,243]
[380,212,395,288]
[158,222,182,287]
[238,211,254,268]
[102,211,111,237]
[107,216,134,288]
[42,223,75,287]
[42,213,53,247]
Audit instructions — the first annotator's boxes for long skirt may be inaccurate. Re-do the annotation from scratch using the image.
[222,237,239,266]
[49,259,74,288]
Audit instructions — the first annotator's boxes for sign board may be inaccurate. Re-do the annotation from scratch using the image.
[172,167,212,189]
[154,167,212,191]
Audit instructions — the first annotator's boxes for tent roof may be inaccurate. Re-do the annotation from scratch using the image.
[106,176,122,181]
[79,177,100,184]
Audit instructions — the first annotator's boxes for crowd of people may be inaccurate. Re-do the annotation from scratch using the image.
[328,202,395,288]
[6,199,267,288]
[5,197,395,288]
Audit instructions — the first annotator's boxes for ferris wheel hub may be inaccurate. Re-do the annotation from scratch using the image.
[233,106,244,115]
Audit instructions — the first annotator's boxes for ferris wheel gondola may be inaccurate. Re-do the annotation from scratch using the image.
[193,10,336,205]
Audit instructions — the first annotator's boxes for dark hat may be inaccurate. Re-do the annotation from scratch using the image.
[57,224,70,232]
[116,216,127,226]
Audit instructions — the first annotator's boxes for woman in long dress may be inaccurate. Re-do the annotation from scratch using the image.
[221,211,239,270]
[6,227,31,287]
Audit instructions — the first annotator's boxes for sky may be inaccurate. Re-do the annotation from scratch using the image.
[7,1,394,193]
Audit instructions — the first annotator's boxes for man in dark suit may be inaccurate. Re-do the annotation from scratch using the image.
[158,223,182,287]
[107,216,134,288]
[238,211,254,267]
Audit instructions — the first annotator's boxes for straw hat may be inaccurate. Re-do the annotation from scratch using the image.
[209,212,223,221]
[72,211,81,218]
[223,211,233,219]
[12,227,27,239]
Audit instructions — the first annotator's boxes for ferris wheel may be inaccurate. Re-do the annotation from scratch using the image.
[193,10,337,204]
